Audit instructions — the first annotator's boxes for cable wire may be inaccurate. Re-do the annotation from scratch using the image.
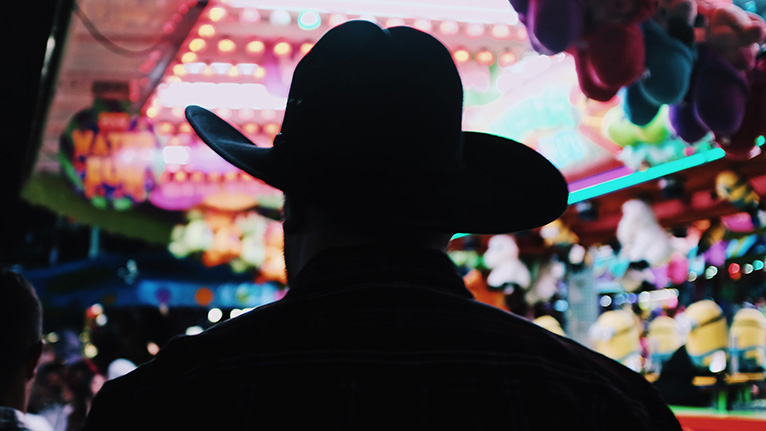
[73,2,170,58]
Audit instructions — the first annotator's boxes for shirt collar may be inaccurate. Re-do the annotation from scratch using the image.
[0,406,26,429]
[285,245,472,299]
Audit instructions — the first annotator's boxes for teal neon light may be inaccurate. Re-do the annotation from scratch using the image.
[567,147,726,204]
[450,138,763,240]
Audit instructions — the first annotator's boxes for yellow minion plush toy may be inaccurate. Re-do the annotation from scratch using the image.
[730,308,766,372]
[534,315,565,337]
[591,309,642,372]
[647,316,683,372]
[685,300,728,372]
[715,170,763,225]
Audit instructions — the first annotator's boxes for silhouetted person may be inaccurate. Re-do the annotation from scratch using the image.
[0,268,45,430]
[85,21,681,430]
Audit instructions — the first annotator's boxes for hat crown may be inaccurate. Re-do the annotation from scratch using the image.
[279,21,465,172]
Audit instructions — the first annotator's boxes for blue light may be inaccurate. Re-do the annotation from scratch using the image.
[298,11,321,30]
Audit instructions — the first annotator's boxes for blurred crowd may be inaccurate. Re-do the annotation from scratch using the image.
[24,347,134,431]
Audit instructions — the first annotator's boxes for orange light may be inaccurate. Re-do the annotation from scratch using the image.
[174,171,188,182]
[475,49,495,66]
[208,171,222,182]
[263,123,280,135]
[208,6,226,22]
[499,51,517,67]
[145,106,158,118]
[181,52,198,63]
[273,41,292,56]
[254,67,266,79]
[178,123,192,134]
[172,64,186,76]
[453,49,471,63]
[157,122,175,135]
[218,39,236,53]
[167,136,183,146]
[225,171,238,181]
[243,123,259,135]
[188,38,206,52]
[300,42,314,55]
[198,24,215,38]
[191,171,204,182]
[246,40,265,55]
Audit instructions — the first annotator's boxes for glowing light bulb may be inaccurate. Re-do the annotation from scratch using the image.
[246,40,265,55]
[491,24,511,39]
[274,41,292,56]
[208,6,226,22]
[439,21,459,35]
[413,19,432,32]
[218,39,236,53]
[385,17,405,27]
[465,23,485,38]
[188,38,206,52]
[198,24,215,38]
[498,51,517,67]
[452,49,471,63]
[270,9,291,26]
[475,49,495,66]
[328,13,347,27]
[298,11,321,30]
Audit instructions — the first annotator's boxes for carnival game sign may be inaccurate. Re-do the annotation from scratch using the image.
[59,100,160,210]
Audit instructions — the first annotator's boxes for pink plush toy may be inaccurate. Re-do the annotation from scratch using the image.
[669,1,766,155]
[509,0,656,101]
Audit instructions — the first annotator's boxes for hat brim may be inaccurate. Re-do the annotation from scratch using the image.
[186,105,569,234]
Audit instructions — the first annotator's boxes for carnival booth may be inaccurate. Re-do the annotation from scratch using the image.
[18,0,766,427]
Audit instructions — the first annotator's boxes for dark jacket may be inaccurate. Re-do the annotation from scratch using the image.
[85,246,681,430]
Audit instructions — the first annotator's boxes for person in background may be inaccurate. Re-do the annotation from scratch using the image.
[0,268,48,431]
[27,362,71,431]
[63,360,103,431]
[85,21,681,430]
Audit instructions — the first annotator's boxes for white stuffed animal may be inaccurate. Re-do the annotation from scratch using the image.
[483,235,531,290]
[616,199,674,267]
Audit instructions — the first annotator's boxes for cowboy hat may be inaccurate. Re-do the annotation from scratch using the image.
[186,20,568,234]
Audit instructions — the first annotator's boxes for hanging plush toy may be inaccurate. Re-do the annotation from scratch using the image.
[669,1,766,153]
[715,169,766,226]
[623,0,697,126]
[617,199,675,267]
[509,0,656,101]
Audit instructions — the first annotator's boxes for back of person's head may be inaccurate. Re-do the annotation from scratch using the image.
[0,267,43,391]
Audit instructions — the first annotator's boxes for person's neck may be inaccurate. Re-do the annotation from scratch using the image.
[284,228,451,284]
[0,373,29,413]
